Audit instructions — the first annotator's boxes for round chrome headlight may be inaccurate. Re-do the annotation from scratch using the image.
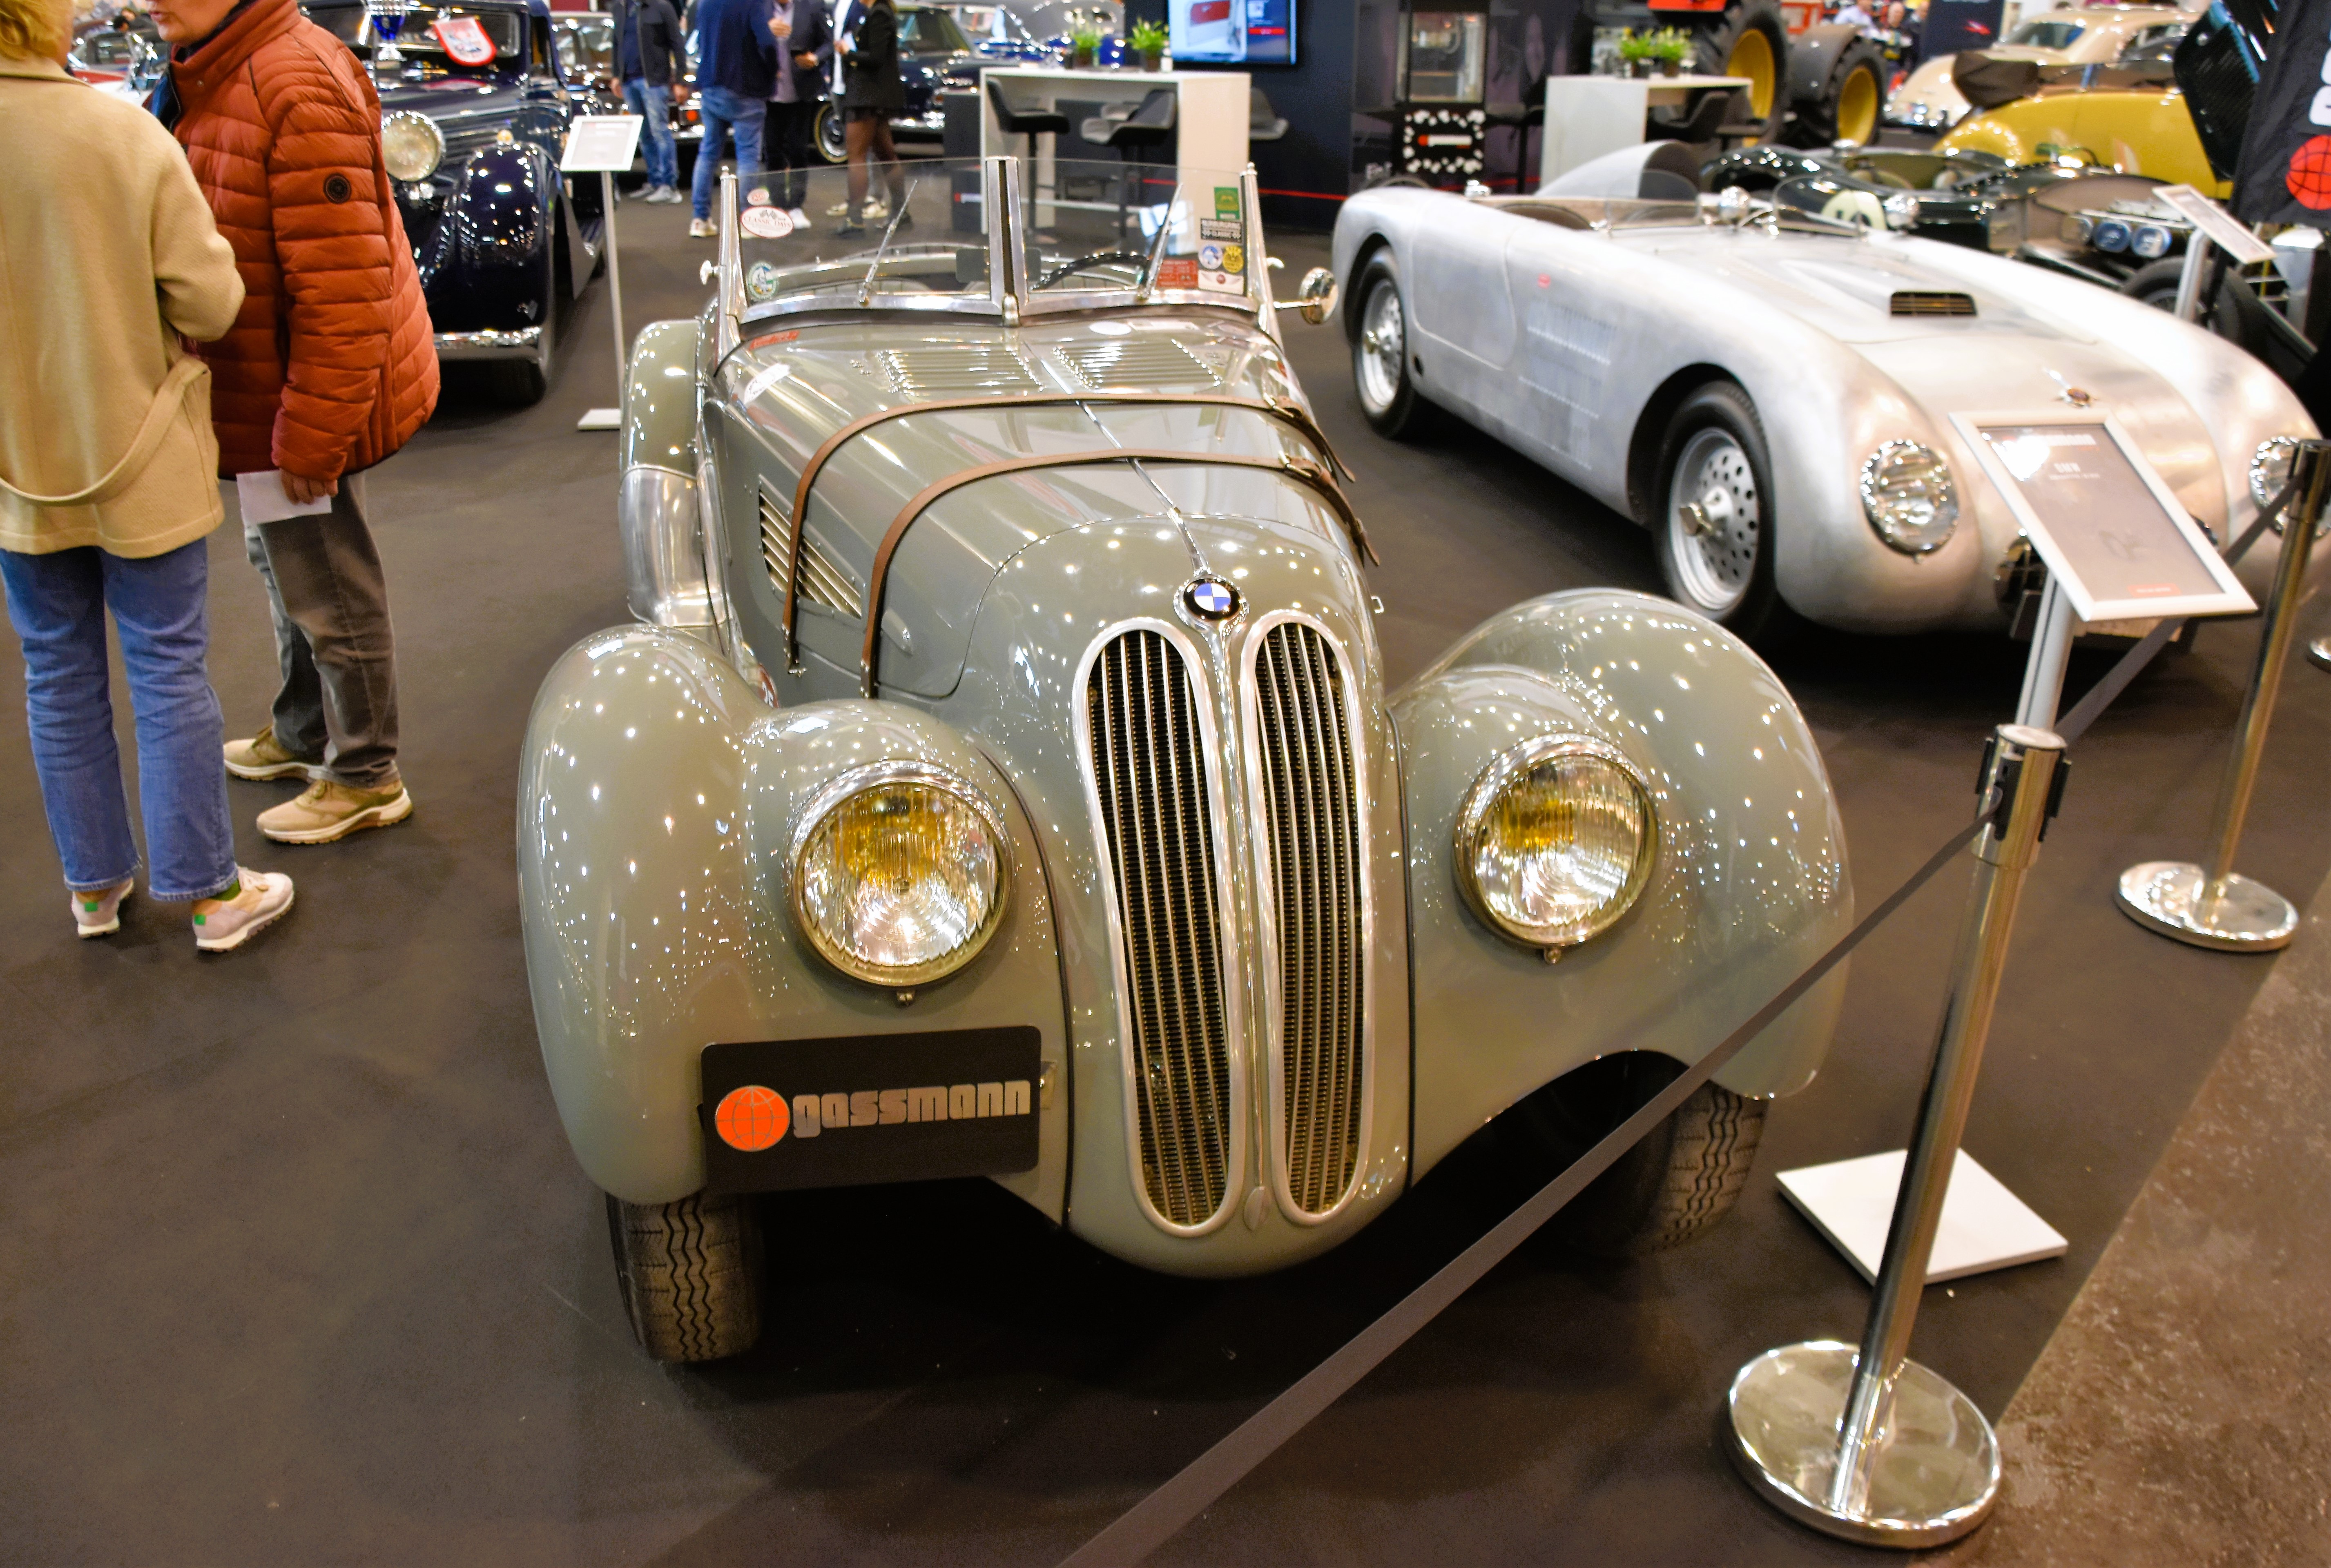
[2251,435,2300,510]
[1455,736,1657,952]
[382,111,445,182]
[2132,223,2173,260]
[790,763,1007,987]
[1860,441,1959,554]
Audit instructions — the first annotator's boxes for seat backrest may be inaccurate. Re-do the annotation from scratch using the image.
[1129,86,1178,129]
[1249,85,1276,126]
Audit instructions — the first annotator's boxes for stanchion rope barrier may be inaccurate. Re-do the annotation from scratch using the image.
[1053,481,2303,1568]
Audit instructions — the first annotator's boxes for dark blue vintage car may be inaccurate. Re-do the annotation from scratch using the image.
[308,0,607,403]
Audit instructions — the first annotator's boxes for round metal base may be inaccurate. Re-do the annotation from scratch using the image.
[2309,636,2331,673]
[2116,862,2297,952]
[1728,1341,1999,1550]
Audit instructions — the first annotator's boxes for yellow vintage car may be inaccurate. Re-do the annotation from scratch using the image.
[1936,84,2226,196]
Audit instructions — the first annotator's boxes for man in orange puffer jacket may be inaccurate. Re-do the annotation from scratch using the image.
[151,0,437,844]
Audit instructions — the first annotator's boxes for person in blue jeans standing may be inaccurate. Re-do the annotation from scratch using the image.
[687,0,776,235]
[609,0,688,203]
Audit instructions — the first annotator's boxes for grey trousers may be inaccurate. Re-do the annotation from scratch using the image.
[240,473,402,789]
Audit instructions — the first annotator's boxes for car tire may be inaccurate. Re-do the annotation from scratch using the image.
[1350,253,1434,439]
[1789,33,1887,148]
[1498,1051,1766,1258]
[1695,0,1789,144]
[1653,381,1789,641]
[2121,255,2282,365]
[605,1190,764,1362]
[816,100,848,165]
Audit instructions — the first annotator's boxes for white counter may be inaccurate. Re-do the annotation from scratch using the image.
[978,67,1250,182]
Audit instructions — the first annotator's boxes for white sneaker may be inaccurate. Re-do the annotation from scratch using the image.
[788,206,810,228]
[71,876,134,938]
[689,218,717,238]
[649,185,681,203]
[861,199,888,222]
[192,868,294,953]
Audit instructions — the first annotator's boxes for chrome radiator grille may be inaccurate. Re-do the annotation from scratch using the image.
[1253,623,1365,1215]
[1088,630,1234,1227]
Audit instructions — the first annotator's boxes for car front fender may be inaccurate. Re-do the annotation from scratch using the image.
[519,626,1069,1211]
[1393,589,1851,1176]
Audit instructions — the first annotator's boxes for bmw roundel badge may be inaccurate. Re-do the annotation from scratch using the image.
[1184,579,1240,621]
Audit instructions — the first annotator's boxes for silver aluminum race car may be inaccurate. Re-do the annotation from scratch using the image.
[518,157,1852,1362]
[1333,176,2316,641]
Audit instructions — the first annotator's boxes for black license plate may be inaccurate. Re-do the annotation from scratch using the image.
[699,1025,1041,1195]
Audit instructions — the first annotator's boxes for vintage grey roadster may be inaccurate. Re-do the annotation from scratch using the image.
[1333,169,2317,641]
[519,158,1851,1361]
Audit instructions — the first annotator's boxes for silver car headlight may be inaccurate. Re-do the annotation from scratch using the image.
[1860,441,1959,554]
[382,111,445,182]
[790,762,1008,987]
[2251,435,2300,510]
[1455,736,1657,953]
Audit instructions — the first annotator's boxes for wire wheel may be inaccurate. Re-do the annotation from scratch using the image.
[1666,428,1762,617]
[1356,276,1406,417]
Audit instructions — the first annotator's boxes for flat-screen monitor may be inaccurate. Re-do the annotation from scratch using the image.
[1169,0,1294,65]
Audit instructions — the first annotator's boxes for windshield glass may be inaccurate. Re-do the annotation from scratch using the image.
[940,4,1025,40]
[898,7,974,51]
[2006,18,2083,48]
[731,157,1257,321]
[305,3,527,74]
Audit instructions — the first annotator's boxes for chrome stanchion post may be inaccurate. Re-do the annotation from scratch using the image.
[1729,724,2064,1549]
[2118,439,2330,951]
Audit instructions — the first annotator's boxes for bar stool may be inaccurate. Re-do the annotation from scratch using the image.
[1081,87,1176,237]
[986,78,1070,167]
[1249,85,1288,143]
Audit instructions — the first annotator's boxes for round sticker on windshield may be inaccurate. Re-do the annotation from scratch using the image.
[745,261,781,302]
[741,204,794,240]
[1198,242,1224,270]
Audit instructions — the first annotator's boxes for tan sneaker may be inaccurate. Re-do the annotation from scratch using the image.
[71,876,135,938]
[258,777,415,844]
[193,869,294,953]
[224,723,321,782]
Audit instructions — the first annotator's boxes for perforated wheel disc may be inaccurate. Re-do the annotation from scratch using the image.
[1669,427,1761,617]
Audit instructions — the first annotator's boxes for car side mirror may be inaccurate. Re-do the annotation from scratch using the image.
[1275,265,1339,326]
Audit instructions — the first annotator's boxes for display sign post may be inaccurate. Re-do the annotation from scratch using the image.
[2119,440,2331,950]
[2149,184,2275,323]
[1729,724,2066,1549]
[1952,412,2256,726]
[560,115,646,432]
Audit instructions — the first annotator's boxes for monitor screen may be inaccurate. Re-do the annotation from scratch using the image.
[1169,0,1295,65]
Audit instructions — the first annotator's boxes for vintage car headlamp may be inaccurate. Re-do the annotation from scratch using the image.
[382,111,445,183]
[2132,223,2174,260]
[1859,441,1959,554]
[1455,736,1657,952]
[790,762,1008,987]
[2092,217,2132,254]
[1881,192,1920,230]
[2250,435,2300,510]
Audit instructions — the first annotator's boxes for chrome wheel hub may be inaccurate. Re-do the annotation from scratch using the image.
[1668,429,1760,616]
[1356,280,1405,414]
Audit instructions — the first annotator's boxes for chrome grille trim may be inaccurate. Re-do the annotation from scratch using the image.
[758,486,863,618]
[1243,612,1372,1224]
[1077,621,1243,1234]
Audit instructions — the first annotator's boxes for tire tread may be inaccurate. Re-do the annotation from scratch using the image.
[606,1191,763,1362]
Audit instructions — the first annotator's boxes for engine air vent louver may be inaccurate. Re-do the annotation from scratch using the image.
[868,344,1040,396]
[1059,338,1222,392]
[758,487,863,617]
[1890,290,1977,317]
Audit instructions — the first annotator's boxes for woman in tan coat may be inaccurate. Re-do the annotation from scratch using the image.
[0,0,293,951]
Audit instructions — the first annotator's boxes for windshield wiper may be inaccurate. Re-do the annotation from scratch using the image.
[856,177,921,307]
[1134,196,1177,302]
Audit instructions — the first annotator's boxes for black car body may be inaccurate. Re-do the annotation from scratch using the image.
[308,0,606,401]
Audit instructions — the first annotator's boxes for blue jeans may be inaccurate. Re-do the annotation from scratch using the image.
[691,84,765,220]
[0,539,237,901]
[621,76,678,189]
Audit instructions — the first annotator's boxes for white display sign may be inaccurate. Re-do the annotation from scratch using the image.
[1950,411,2256,624]
[2152,184,2275,267]
[561,115,645,174]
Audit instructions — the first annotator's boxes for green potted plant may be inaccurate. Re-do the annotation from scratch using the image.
[1129,19,1166,70]
[1615,29,1653,78]
[1071,24,1100,66]
[1649,28,1691,76]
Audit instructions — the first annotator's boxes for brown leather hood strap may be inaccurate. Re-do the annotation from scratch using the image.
[776,390,1352,665]
[855,448,1375,697]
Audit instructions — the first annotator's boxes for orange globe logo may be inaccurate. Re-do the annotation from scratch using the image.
[714,1085,790,1151]
[2288,136,2331,209]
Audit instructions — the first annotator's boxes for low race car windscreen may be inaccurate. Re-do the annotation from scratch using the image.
[1168,0,1294,65]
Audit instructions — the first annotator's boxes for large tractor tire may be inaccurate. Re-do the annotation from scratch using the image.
[1787,26,1887,147]
[1695,0,1791,144]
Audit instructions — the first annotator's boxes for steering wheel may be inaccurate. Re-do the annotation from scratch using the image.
[1036,250,1152,289]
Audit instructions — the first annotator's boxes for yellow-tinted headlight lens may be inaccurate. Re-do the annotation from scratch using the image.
[1456,737,1657,950]
[382,111,445,182]
[792,764,1006,986]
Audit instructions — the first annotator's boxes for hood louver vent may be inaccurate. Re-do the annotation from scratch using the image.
[1890,290,1977,317]
[1059,339,1222,392]
[758,488,863,618]
[867,345,1040,396]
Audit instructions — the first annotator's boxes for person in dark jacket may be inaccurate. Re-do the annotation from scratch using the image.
[761,0,828,226]
[611,0,687,202]
[687,0,775,233]
[835,0,905,234]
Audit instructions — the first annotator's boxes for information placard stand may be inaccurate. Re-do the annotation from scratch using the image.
[559,116,646,432]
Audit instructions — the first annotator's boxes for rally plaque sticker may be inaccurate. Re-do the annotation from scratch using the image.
[699,1026,1042,1193]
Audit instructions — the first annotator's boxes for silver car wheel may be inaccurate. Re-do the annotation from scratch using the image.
[1356,277,1405,416]
[1667,428,1761,617]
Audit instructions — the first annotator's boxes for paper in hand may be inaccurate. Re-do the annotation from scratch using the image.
[235,470,334,525]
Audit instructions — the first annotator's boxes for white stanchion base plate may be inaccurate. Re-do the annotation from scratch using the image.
[577,408,621,431]
[2117,861,2298,951]
[1778,1149,2066,1285]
